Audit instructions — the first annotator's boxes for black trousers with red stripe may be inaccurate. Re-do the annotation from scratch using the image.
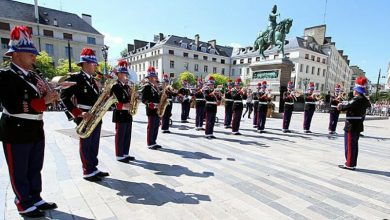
[147,115,160,146]
[205,111,216,135]
[328,110,340,132]
[161,102,172,131]
[181,100,190,121]
[115,122,132,159]
[80,123,101,176]
[195,105,205,128]
[344,131,360,167]
[3,139,45,212]
[232,109,243,132]
[283,108,293,130]
[224,104,233,126]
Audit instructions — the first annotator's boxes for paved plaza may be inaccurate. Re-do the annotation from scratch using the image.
[1,105,389,220]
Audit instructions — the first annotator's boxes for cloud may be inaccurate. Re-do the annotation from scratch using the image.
[103,32,124,45]
[228,42,243,49]
[102,32,126,62]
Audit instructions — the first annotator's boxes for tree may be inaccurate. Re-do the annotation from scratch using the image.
[35,51,56,79]
[120,48,128,58]
[178,71,196,86]
[209,73,228,87]
[56,59,80,76]
[1,59,10,68]
[97,61,112,74]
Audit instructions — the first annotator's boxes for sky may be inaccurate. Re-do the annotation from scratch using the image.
[15,0,390,83]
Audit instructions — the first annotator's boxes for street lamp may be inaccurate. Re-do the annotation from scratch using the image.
[101,45,109,75]
[303,77,310,91]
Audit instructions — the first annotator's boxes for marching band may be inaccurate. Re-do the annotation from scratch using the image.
[0,26,373,218]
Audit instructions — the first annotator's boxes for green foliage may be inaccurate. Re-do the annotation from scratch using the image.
[120,48,128,58]
[97,61,112,74]
[178,71,196,86]
[369,91,390,102]
[56,59,81,76]
[1,59,11,68]
[35,51,56,79]
[209,73,228,87]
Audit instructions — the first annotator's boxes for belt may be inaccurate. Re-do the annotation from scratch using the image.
[331,105,338,108]
[152,103,159,109]
[346,116,363,119]
[167,99,172,101]
[259,102,268,105]
[305,102,316,104]
[234,100,243,103]
[285,102,294,105]
[196,99,205,101]
[206,101,217,105]
[254,100,259,103]
[77,104,92,110]
[118,107,130,110]
[225,99,233,102]
[2,108,43,120]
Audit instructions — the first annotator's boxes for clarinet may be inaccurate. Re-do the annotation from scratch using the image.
[31,65,75,121]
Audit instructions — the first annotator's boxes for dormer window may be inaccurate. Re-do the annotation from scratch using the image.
[210,49,216,54]
[201,47,207,53]
[181,43,187,48]
[191,45,197,51]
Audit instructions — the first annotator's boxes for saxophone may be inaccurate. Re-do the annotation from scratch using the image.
[76,77,118,138]
[128,83,139,116]
[157,85,172,117]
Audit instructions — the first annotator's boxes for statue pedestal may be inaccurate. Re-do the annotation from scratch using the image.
[249,58,294,115]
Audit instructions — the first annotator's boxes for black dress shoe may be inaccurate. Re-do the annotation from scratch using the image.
[258,130,265,134]
[148,145,159,150]
[127,156,135,161]
[338,164,356,170]
[155,145,162,149]
[96,171,109,177]
[210,135,217,139]
[20,209,45,218]
[84,175,102,182]
[233,132,242,135]
[162,130,171,133]
[36,202,58,211]
[118,157,130,163]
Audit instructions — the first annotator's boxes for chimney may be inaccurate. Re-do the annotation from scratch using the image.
[34,0,39,23]
[53,18,58,26]
[195,34,200,46]
[159,33,164,41]
[208,39,216,48]
[82,13,92,26]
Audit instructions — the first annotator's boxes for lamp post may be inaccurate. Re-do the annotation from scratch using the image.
[303,77,310,91]
[101,45,109,75]
[67,40,72,72]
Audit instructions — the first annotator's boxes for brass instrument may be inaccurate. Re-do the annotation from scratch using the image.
[290,91,302,101]
[157,85,172,117]
[128,83,139,116]
[30,65,75,121]
[76,77,118,138]
[336,92,348,101]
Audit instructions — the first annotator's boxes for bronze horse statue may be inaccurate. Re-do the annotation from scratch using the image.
[254,18,293,59]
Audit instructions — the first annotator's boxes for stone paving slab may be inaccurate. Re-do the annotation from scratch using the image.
[1,105,389,220]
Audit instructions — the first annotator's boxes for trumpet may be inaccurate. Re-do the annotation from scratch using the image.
[311,92,323,101]
[336,92,348,101]
[30,65,76,121]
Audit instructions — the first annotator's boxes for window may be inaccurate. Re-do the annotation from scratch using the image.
[156,60,159,68]
[0,22,10,31]
[194,54,199,59]
[317,68,320,76]
[256,57,260,61]
[311,66,315,74]
[204,65,208,73]
[87,37,96,45]
[43,29,54,37]
[232,68,235,76]
[322,58,326,64]
[233,60,237,65]
[181,43,187,48]
[221,59,225,64]
[323,69,326,77]
[305,54,309,59]
[63,33,73,40]
[213,67,217,73]
[246,68,250,74]
[201,47,207,53]
[203,56,208,61]
[183,52,188,58]
[65,46,73,58]
[239,68,242,75]
[184,62,189,70]
[45,44,54,56]
[315,83,319,90]
[240,59,244,64]
[169,50,174,55]
[194,64,199,71]
[299,64,303,72]
[210,49,216,54]
[248,58,252,63]
[317,57,320,62]
[311,55,315,61]
[191,45,197,51]
[321,84,324,91]
[305,65,309,73]
[222,68,225,75]
[212,57,217,62]
[170,60,174,68]
[274,54,279,59]
[142,63,145,71]
[1,38,9,49]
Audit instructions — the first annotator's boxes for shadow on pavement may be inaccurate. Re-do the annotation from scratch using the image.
[45,209,94,220]
[99,178,211,206]
[354,168,390,177]
[130,160,214,178]
[159,148,222,160]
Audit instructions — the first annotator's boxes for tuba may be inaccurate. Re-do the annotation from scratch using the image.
[76,77,118,138]
[157,85,172,117]
[128,83,139,116]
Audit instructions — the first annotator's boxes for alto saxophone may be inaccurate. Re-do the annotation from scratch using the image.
[157,85,172,118]
[76,77,118,138]
[128,83,139,116]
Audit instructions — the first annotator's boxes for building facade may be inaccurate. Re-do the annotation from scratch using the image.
[350,65,366,91]
[124,34,233,82]
[0,0,104,65]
